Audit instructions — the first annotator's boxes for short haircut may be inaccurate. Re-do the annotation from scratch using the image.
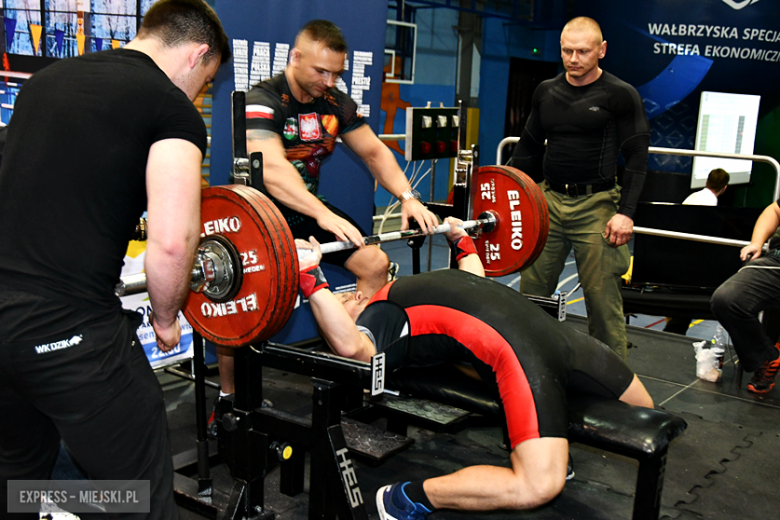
[706,168,730,191]
[562,16,603,43]
[295,19,347,54]
[138,0,231,65]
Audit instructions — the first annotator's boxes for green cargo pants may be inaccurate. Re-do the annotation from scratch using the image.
[520,181,631,360]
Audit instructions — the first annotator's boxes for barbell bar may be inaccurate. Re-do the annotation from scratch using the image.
[299,213,497,258]
[129,215,498,265]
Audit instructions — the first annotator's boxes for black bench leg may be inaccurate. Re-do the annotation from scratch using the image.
[309,380,369,520]
[632,448,668,520]
[280,442,305,497]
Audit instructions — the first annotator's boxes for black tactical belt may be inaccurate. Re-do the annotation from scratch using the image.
[547,177,616,197]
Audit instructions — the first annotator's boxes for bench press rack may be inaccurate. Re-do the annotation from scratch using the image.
[174,339,390,520]
[172,92,683,519]
[175,318,687,520]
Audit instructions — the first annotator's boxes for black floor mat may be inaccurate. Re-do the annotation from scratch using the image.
[161,323,780,520]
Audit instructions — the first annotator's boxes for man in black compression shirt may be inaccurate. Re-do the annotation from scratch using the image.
[295,221,653,518]
[0,1,230,517]
[510,17,650,360]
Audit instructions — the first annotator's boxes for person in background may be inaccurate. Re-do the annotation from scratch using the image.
[711,199,780,394]
[682,168,730,206]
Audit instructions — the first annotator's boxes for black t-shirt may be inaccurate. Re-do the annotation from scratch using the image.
[0,49,206,337]
[510,72,650,218]
[245,74,365,225]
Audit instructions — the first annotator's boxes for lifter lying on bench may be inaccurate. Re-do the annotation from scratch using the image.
[295,217,655,520]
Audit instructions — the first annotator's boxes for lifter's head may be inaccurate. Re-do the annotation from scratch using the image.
[560,16,606,86]
[337,290,373,321]
[134,0,230,100]
[288,20,348,103]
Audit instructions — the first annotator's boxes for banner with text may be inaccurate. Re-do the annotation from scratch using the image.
[120,242,194,369]
[576,0,780,172]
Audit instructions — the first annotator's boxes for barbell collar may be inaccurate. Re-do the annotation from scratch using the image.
[115,235,242,301]
[194,234,243,302]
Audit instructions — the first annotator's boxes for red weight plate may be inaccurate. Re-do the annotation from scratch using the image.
[532,191,550,261]
[508,166,548,269]
[471,165,549,277]
[232,186,299,341]
[500,166,548,271]
[239,190,298,336]
[241,188,300,335]
[183,185,298,347]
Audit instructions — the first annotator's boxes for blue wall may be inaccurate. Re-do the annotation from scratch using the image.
[478,19,561,166]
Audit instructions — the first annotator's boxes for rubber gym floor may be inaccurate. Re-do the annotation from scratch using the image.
[50,234,780,519]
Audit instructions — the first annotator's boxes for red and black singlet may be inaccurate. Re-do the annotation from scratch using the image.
[357,270,634,448]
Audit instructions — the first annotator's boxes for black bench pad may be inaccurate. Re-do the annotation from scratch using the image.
[387,364,687,458]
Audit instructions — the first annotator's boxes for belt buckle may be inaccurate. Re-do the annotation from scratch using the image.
[565,183,577,197]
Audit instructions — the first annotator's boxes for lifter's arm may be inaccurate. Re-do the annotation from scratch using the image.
[246,129,366,246]
[341,125,439,234]
[741,201,780,260]
[145,138,203,351]
[297,238,377,361]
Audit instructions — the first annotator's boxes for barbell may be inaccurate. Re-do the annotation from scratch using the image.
[117,165,548,347]
[298,214,497,259]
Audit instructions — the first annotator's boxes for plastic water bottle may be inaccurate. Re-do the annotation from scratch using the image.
[712,325,727,370]
[693,325,728,382]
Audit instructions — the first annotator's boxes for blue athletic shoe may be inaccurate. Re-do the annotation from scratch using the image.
[376,482,432,520]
